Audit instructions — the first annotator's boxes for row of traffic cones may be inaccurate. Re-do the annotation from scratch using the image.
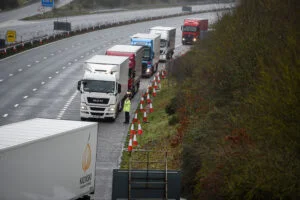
[127,70,167,152]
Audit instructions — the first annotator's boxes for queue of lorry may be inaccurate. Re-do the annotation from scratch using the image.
[77,26,178,121]
[77,18,209,121]
[0,18,208,200]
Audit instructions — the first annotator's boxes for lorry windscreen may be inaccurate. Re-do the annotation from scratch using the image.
[160,39,167,48]
[143,47,151,60]
[182,26,197,32]
[83,80,115,93]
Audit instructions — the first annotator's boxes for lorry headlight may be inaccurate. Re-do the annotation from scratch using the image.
[146,68,151,73]
[193,38,197,42]
[81,103,88,111]
[109,105,115,111]
[182,38,185,41]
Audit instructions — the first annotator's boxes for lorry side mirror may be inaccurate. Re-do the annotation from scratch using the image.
[118,84,121,93]
[77,80,81,91]
[181,26,183,31]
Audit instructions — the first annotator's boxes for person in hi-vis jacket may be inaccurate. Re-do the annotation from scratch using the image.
[123,93,131,124]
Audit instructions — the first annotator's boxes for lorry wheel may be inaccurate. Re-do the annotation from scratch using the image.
[80,117,86,121]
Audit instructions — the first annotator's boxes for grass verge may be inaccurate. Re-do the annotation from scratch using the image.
[120,79,181,171]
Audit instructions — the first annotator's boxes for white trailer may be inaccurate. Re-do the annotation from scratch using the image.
[150,26,176,61]
[106,45,144,95]
[0,118,98,200]
[78,55,129,121]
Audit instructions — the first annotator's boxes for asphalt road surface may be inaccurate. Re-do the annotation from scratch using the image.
[0,10,228,200]
[0,3,234,43]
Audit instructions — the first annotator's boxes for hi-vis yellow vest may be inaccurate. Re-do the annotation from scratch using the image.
[123,99,131,112]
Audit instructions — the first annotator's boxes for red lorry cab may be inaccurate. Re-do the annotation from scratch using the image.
[181,18,208,44]
[106,45,143,95]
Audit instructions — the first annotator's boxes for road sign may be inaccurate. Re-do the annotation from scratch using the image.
[54,21,72,32]
[6,30,16,43]
[41,0,54,8]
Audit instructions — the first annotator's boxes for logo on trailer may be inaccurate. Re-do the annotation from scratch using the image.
[82,134,92,172]
[80,133,92,188]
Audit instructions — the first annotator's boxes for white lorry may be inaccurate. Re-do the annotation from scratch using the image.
[0,118,98,200]
[130,33,160,77]
[77,55,129,121]
[149,26,176,61]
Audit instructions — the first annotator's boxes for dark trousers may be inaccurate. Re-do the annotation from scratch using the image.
[125,112,130,123]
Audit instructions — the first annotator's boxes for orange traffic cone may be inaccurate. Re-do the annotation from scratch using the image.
[157,76,161,83]
[133,134,138,147]
[130,123,135,135]
[133,112,138,123]
[140,103,144,113]
[156,72,160,79]
[13,46,17,52]
[39,39,43,45]
[140,96,144,104]
[128,138,133,152]
[148,84,152,90]
[162,70,165,79]
[138,122,143,135]
[143,111,148,123]
[153,77,156,83]
[146,94,151,104]
[152,88,157,97]
[154,81,158,89]
[149,103,154,113]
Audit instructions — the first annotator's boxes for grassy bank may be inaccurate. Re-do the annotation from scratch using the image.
[120,79,181,170]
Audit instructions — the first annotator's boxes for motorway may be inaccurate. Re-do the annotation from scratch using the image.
[0,3,234,42]
[0,8,229,200]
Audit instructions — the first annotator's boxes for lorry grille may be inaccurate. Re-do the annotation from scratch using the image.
[90,107,105,111]
[91,112,104,116]
[87,97,109,104]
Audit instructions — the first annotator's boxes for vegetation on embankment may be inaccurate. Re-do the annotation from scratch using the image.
[120,80,182,170]
[169,0,299,199]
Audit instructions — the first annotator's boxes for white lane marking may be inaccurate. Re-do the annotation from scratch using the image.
[35,60,40,63]
[56,71,59,74]
[74,59,78,62]
[9,74,13,77]
[14,104,19,108]
[58,50,62,53]
[23,96,28,99]
[41,81,45,85]
[62,66,66,69]
[0,79,3,82]
[18,69,23,72]
[65,48,68,50]
[3,114,8,118]
[33,88,37,91]
[92,50,95,52]
[43,57,47,59]
[27,64,31,67]
[80,55,84,58]
[51,53,54,56]
[48,76,52,79]
[68,62,72,65]
[56,90,78,119]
